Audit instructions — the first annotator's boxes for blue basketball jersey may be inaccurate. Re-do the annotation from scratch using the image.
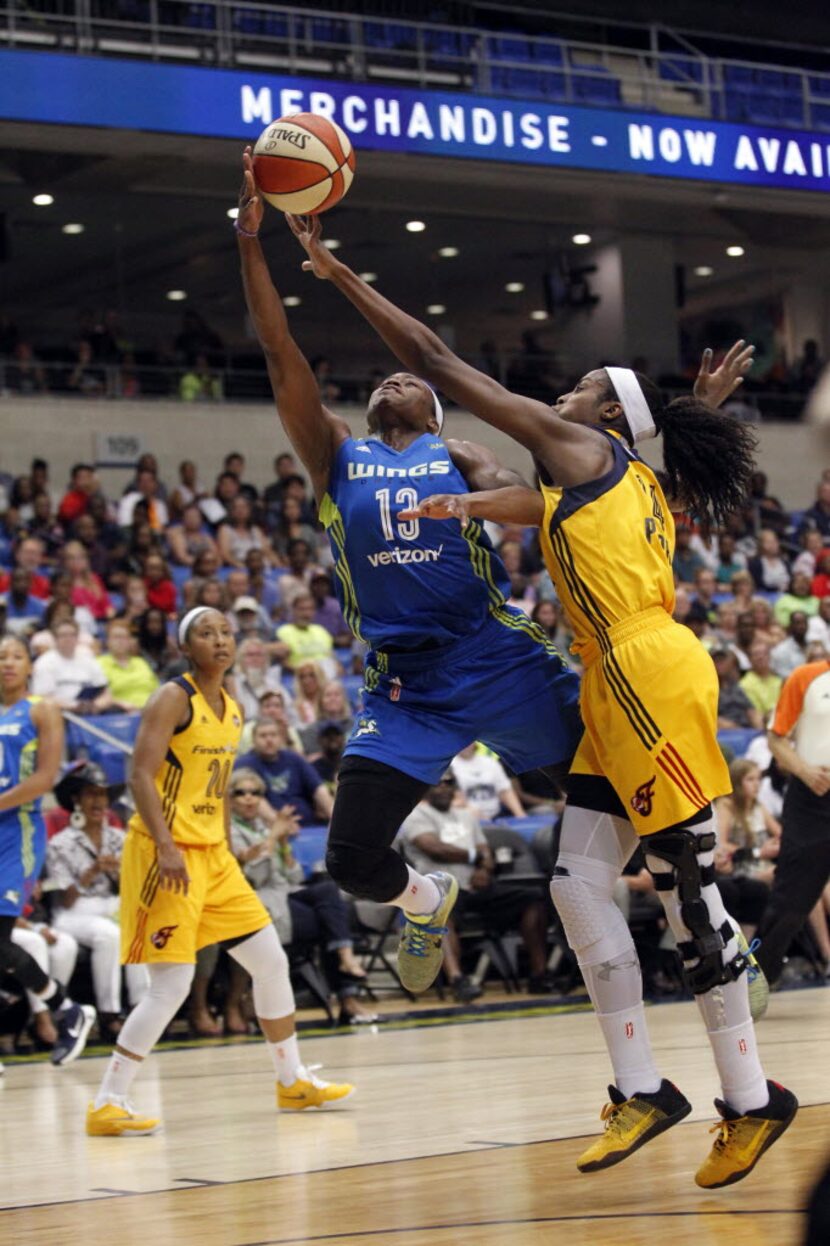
[0,695,46,915]
[321,434,511,649]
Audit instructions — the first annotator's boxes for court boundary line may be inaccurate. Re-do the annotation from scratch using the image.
[0,1103,823,1216]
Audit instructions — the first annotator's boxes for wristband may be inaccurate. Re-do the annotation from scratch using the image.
[234,218,259,239]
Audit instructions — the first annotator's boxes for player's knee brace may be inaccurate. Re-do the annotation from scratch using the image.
[645,828,749,995]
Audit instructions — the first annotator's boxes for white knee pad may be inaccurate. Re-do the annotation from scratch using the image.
[117,962,196,1059]
[229,925,295,1020]
[147,962,195,1010]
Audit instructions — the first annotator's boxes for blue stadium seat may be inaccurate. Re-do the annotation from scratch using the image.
[812,102,830,130]
[311,19,349,46]
[723,64,755,85]
[232,8,262,36]
[659,56,705,85]
[262,12,289,39]
[487,36,532,62]
[716,728,762,758]
[291,826,329,878]
[64,713,141,786]
[533,40,564,67]
[810,75,830,98]
[340,674,365,711]
[491,67,548,99]
[171,564,191,592]
[572,71,622,106]
[184,3,215,30]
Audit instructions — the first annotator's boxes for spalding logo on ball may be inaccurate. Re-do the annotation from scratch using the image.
[252,113,355,215]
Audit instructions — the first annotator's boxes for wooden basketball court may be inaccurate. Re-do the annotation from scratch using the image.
[1,988,827,1245]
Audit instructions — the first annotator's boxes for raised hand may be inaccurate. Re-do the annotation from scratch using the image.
[694,340,755,409]
[237,146,264,237]
[398,493,471,527]
[285,213,340,279]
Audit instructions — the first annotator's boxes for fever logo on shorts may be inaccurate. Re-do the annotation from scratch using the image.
[630,776,656,817]
[150,924,179,949]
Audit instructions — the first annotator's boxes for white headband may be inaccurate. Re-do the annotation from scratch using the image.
[178,606,212,647]
[605,367,656,445]
[427,385,444,434]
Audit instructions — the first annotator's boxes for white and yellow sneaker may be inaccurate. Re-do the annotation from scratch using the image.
[397,872,459,993]
[86,1099,161,1136]
[277,1070,355,1111]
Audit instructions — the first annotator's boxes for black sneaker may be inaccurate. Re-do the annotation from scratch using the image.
[51,1003,97,1066]
[451,975,483,1003]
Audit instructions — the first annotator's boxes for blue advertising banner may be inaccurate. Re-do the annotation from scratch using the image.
[1,48,829,193]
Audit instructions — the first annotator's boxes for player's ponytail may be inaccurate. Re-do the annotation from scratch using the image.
[634,374,757,528]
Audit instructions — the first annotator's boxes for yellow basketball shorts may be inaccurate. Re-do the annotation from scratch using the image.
[121,831,271,964]
[572,614,730,836]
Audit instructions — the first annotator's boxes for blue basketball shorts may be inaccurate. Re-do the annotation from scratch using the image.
[343,608,583,784]
[0,812,46,917]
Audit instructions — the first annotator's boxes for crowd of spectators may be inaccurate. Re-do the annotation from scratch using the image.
[1,445,829,1053]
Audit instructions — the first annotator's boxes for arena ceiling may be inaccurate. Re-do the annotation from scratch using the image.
[2,120,830,357]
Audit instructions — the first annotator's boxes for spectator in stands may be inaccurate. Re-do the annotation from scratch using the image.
[277,538,320,612]
[136,606,175,675]
[714,761,777,937]
[167,502,218,567]
[238,688,302,755]
[180,352,223,402]
[748,470,787,536]
[98,619,159,712]
[793,338,824,391]
[168,459,205,521]
[244,547,280,619]
[71,513,109,579]
[142,551,177,616]
[117,467,169,532]
[271,495,319,561]
[190,546,222,585]
[233,637,288,720]
[672,523,705,585]
[308,722,346,788]
[230,595,272,644]
[237,718,334,826]
[807,597,830,649]
[118,575,149,627]
[122,454,168,501]
[793,528,825,580]
[1,567,47,636]
[62,540,113,622]
[293,659,326,726]
[223,451,258,506]
[799,477,830,542]
[774,571,820,629]
[37,585,96,650]
[228,771,373,1027]
[691,567,718,623]
[299,680,353,752]
[451,743,524,820]
[186,577,229,619]
[309,571,350,645]
[5,339,48,394]
[712,648,762,731]
[174,308,223,362]
[729,570,755,616]
[747,529,790,593]
[67,340,105,397]
[217,496,271,568]
[277,593,336,675]
[739,640,782,723]
[713,601,738,649]
[87,493,124,555]
[31,619,111,711]
[810,550,830,599]
[401,773,553,998]
[58,463,98,528]
[25,492,64,562]
[771,611,810,678]
[47,763,149,1041]
[732,609,757,671]
[0,536,50,599]
[750,597,781,648]
[530,599,569,653]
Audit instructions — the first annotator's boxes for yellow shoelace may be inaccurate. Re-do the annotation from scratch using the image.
[709,1118,738,1152]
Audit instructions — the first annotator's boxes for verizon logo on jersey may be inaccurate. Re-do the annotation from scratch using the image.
[347,461,451,479]
[367,545,444,567]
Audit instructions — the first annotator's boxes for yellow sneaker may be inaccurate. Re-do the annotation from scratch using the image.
[695,1080,798,1189]
[397,872,459,994]
[577,1080,691,1172]
[277,1071,355,1111]
[736,931,769,1021]
[86,1100,160,1136]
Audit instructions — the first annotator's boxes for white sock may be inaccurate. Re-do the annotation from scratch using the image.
[268,1033,302,1086]
[596,1003,662,1098]
[95,1050,142,1108]
[707,1021,769,1114]
[392,867,441,915]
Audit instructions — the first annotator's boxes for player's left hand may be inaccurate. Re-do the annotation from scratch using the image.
[285,213,339,279]
[238,147,264,237]
[694,339,755,408]
[399,493,471,528]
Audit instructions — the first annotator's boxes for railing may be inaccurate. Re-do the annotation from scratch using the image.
[0,353,811,421]
[2,1,830,133]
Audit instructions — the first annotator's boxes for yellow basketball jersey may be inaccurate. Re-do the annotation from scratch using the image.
[539,432,676,663]
[129,674,243,847]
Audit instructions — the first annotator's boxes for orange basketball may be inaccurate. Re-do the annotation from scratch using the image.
[252,113,356,215]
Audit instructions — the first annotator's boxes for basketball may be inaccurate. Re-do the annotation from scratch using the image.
[252,114,356,215]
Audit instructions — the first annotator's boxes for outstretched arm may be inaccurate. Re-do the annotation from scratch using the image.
[285,214,608,488]
[399,486,544,529]
[237,151,349,501]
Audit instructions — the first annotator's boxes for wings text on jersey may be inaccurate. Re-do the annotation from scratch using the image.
[346,460,451,480]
